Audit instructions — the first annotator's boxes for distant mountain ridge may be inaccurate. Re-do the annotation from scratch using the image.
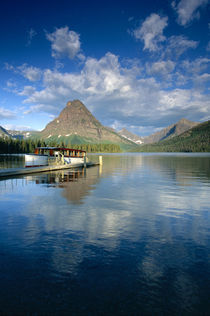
[143,118,198,144]
[137,120,210,152]
[118,128,144,144]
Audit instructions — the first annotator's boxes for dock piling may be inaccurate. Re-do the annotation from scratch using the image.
[99,156,103,166]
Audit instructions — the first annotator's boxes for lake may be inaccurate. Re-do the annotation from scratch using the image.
[0,153,210,315]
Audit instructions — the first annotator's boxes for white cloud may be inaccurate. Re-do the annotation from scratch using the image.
[46,26,81,59]
[146,60,175,77]
[0,107,16,120]
[18,64,42,81]
[164,35,198,58]
[193,73,210,88]
[5,63,42,82]
[173,0,209,26]
[158,89,210,118]
[180,58,210,75]
[18,53,158,119]
[18,85,36,96]
[133,13,168,52]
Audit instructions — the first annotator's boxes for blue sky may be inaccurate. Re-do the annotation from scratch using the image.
[0,0,210,136]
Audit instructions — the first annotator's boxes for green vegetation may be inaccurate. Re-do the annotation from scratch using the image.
[0,137,122,153]
[0,138,46,154]
[136,120,210,152]
[30,133,135,151]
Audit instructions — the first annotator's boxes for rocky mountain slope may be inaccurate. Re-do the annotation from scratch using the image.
[40,100,132,145]
[144,118,198,144]
[118,128,144,144]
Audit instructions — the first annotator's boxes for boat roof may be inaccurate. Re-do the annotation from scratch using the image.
[36,147,86,153]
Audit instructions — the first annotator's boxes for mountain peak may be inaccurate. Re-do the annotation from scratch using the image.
[66,99,84,107]
[66,101,72,107]
[40,100,131,145]
[177,118,194,125]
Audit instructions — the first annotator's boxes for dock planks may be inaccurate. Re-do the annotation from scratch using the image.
[0,162,98,178]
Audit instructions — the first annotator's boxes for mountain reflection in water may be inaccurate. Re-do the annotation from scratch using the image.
[0,153,210,315]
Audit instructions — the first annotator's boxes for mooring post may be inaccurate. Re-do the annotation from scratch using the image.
[99,156,103,166]
[84,153,87,168]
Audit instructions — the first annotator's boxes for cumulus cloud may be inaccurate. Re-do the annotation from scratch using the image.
[16,51,210,132]
[46,26,81,59]
[0,107,16,120]
[133,13,168,51]
[172,0,209,26]
[24,52,132,104]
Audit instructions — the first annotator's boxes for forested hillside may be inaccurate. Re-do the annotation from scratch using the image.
[136,120,210,152]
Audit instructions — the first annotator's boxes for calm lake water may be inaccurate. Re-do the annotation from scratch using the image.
[0,153,210,315]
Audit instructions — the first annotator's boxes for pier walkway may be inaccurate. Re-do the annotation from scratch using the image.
[0,161,98,178]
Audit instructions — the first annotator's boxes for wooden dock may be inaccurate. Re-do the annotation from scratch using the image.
[0,161,98,178]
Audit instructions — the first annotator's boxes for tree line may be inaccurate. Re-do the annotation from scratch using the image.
[0,137,122,154]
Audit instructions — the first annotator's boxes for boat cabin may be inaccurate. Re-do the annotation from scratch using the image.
[34,147,86,158]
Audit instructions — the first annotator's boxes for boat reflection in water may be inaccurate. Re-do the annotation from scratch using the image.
[34,168,99,204]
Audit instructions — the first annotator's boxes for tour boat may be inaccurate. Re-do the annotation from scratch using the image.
[25,147,86,167]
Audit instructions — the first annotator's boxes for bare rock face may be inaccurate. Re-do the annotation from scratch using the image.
[41,100,129,143]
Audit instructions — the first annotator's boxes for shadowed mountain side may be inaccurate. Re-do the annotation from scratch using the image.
[144,118,198,144]
[137,120,210,152]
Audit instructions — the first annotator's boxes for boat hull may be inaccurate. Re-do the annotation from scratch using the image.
[25,154,48,167]
[25,154,84,167]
